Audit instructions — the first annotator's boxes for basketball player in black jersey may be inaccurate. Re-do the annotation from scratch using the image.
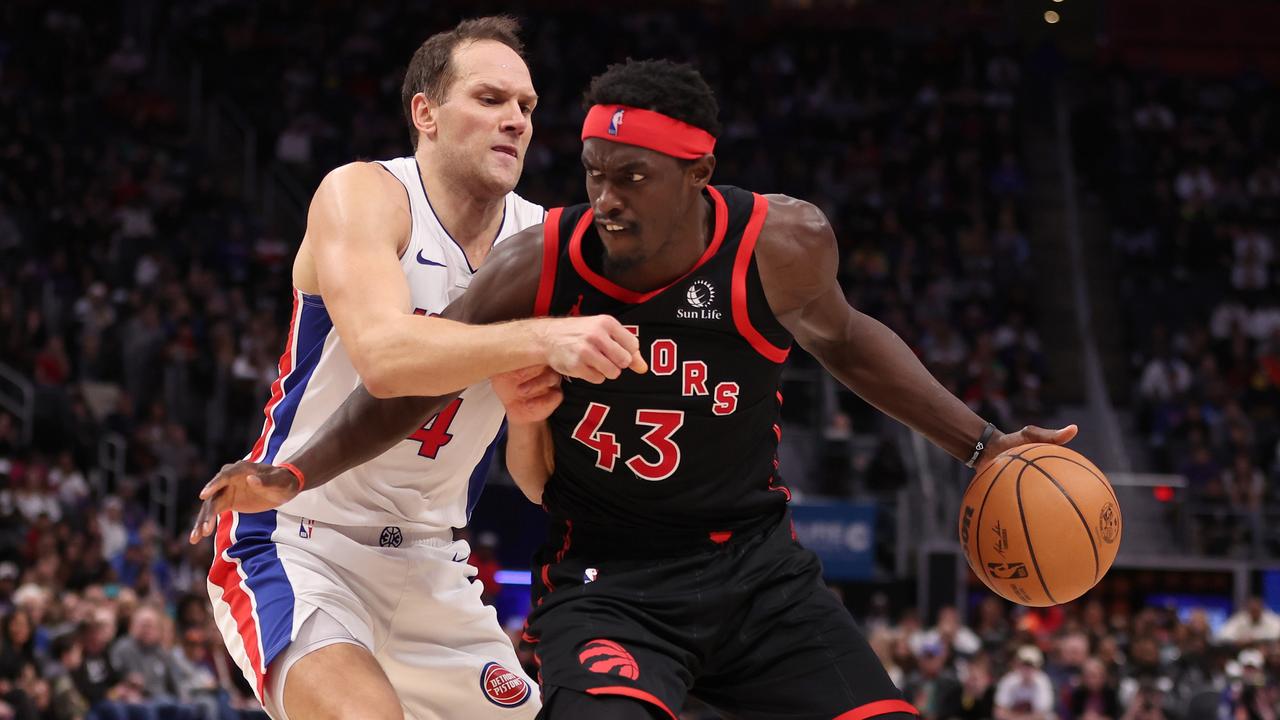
[193,60,1077,719]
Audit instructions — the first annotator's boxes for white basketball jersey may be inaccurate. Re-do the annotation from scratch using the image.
[246,156,545,530]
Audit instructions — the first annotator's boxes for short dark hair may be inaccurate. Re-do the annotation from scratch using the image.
[401,15,525,149]
[582,59,721,137]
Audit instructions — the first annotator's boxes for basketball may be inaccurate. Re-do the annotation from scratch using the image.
[959,444,1122,607]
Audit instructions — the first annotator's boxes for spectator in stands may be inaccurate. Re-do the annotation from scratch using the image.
[108,605,182,702]
[995,645,1056,720]
[97,497,128,563]
[0,610,38,682]
[959,654,997,720]
[73,608,139,714]
[45,633,89,720]
[914,605,983,659]
[1067,657,1120,720]
[1218,597,1280,646]
[903,637,963,719]
[1119,677,1171,720]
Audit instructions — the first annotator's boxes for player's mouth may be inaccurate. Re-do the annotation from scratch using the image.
[596,220,634,235]
[492,144,518,159]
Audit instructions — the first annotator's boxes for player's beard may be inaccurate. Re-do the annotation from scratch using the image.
[602,247,645,275]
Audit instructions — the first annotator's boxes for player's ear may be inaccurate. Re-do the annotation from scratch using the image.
[688,154,716,190]
[412,93,439,141]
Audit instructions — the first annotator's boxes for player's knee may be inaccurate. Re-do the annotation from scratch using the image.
[539,687,666,720]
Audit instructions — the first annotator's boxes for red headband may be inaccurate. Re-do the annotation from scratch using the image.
[581,104,716,159]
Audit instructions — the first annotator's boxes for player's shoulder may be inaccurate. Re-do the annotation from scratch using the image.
[314,161,409,213]
[305,161,410,250]
[755,193,835,265]
[760,194,831,237]
[505,190,547,231]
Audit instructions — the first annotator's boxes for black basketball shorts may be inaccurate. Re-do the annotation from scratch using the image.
[522,511,918,720]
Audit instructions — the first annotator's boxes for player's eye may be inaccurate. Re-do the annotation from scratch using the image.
[629,173,646,183]
[481,96,499,105]
[520,104,533,115]
[585,169,603,178]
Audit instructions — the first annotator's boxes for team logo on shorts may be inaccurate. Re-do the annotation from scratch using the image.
[578,638,640,680]
[608,108,625,135]
[480,662,531,708]
[379,526,402,548]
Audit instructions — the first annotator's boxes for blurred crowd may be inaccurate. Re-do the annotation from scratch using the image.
[843,594,1280,720]
[0,0,1187,718]
[1075,68,1280,557]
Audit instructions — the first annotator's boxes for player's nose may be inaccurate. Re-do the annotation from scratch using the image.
[593,184,625,218]
[499,100,528,136]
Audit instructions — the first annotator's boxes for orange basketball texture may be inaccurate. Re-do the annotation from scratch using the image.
[958,444,1122,607]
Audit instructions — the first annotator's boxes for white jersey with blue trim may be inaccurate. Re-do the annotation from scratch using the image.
[246,156,546,531]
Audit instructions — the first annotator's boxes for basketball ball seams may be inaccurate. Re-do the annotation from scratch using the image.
[972,458,1011,588]
[1024,452,1119,508]
[1014,463,1057,605]
[1007,443,1051,461]
[1026,462,1101,584]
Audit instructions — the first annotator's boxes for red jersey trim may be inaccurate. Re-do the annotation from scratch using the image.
[833,699,920,720]
[568,186,729,304]
[584,687,678,720]
[731,194,790,363]
[534,208,564,317]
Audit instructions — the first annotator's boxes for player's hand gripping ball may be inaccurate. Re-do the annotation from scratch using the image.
[959,444,1122,606]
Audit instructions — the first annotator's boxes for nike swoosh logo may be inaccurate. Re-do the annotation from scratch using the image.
[416,250,446,268]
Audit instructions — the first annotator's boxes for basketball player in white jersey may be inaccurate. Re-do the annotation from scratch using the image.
[191,17,643,720]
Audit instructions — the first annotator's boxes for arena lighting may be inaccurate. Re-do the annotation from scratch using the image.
[1153,485,1175,503]
[1044,10,1061,23]
[494,569,533,585]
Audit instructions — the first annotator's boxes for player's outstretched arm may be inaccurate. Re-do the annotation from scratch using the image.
[190,228,640,540]
[304,163,642,397]
[756,195,1076,470]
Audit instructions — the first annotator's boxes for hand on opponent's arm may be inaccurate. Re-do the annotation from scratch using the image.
[756,195,1076,473]
[191,224,644,541]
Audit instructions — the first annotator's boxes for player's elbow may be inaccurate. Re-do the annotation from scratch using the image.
[348,337,413,399]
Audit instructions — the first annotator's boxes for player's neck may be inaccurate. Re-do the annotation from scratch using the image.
[414,154,505,266]
[603,194,713,292]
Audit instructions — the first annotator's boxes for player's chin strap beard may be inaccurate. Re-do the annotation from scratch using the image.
[581,104,716,159]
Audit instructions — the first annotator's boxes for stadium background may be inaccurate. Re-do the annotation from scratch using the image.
[1,0,1279,717]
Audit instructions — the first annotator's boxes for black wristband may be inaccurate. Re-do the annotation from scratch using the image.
[965,422,997,469]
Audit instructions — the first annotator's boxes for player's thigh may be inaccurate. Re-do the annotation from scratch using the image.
[265,607,399,720]
[700,558,916,719]
[279,642,402,720]
[538,686,670,720]
[378,539,538,718]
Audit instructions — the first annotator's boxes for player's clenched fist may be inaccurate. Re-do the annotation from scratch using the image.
[187,461,301,543]
[534,315,647,383]
[492,365,563,423]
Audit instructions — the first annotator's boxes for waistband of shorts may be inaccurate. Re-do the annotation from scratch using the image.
[547,509,788,559]
[278,512,458,548]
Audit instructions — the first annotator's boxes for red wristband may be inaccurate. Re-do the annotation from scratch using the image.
[278,463,306,491]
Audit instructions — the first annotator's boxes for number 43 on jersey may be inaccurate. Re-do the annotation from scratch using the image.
[571,403,684,482]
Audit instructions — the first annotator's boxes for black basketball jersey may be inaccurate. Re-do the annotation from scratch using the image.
[533,185,794,535]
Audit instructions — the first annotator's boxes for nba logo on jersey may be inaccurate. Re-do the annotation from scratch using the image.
[479,662,531,708]
[584,568,598,583]
[608,108,625,135]
[298,518,314,539]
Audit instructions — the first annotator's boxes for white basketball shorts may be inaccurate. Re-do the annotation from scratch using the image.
[206,509,539,719]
